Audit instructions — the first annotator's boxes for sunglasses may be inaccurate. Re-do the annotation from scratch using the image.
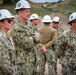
[7,19,14,23]
[53,22,59,24]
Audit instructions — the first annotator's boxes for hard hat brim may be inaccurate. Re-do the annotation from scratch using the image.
[0,16,14,20]
[42,20,52,22]
[6,16,15,19]
[14,7,31,10]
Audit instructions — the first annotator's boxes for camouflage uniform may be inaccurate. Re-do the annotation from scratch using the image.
[54,28,64,59]
[30,24,46,75]
[34,46,46,75]
[53,27,64,51]
[10,18,42,75]
[57,28,64,38]
[44,49,56,75]
[53,27,64,74]
[57,30,76,75]
[39,25,57,75]
[0,30,16,75]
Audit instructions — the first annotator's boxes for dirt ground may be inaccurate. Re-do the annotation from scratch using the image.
[44,59,62,75]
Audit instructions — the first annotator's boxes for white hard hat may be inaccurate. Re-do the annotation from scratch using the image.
[15,0,30,10]
[68,12,76,24]
[29,14,39,20]
[0,9,14,20]
[42,15,52,22]
[53,16,60,22]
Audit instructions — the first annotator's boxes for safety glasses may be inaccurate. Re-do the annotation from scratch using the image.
[53,22,59,24]
[7,19,14,23]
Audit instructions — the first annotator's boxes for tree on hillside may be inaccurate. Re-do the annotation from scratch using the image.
[0,0,3,4]
[2,0,30,5]
[3,0,12,4]
[3,0,19,4]
[59,0,65,2]
[57,0,63,3]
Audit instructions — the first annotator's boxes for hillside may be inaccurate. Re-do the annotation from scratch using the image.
[42,0,76,16]
[29,0,76,17]
[0,0,75,17]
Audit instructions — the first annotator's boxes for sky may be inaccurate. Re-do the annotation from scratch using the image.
[29,0,60,3]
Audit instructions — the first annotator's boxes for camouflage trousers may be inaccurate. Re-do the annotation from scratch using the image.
[45,49,56,75]
[61,64,76,75]
[17,62,35,75]
[0,65,16,75]
[34,47,46,75]
[35,62,45,75]
[47,63,56,75]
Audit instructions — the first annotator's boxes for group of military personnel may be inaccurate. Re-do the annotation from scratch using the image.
[0,0,76,75]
